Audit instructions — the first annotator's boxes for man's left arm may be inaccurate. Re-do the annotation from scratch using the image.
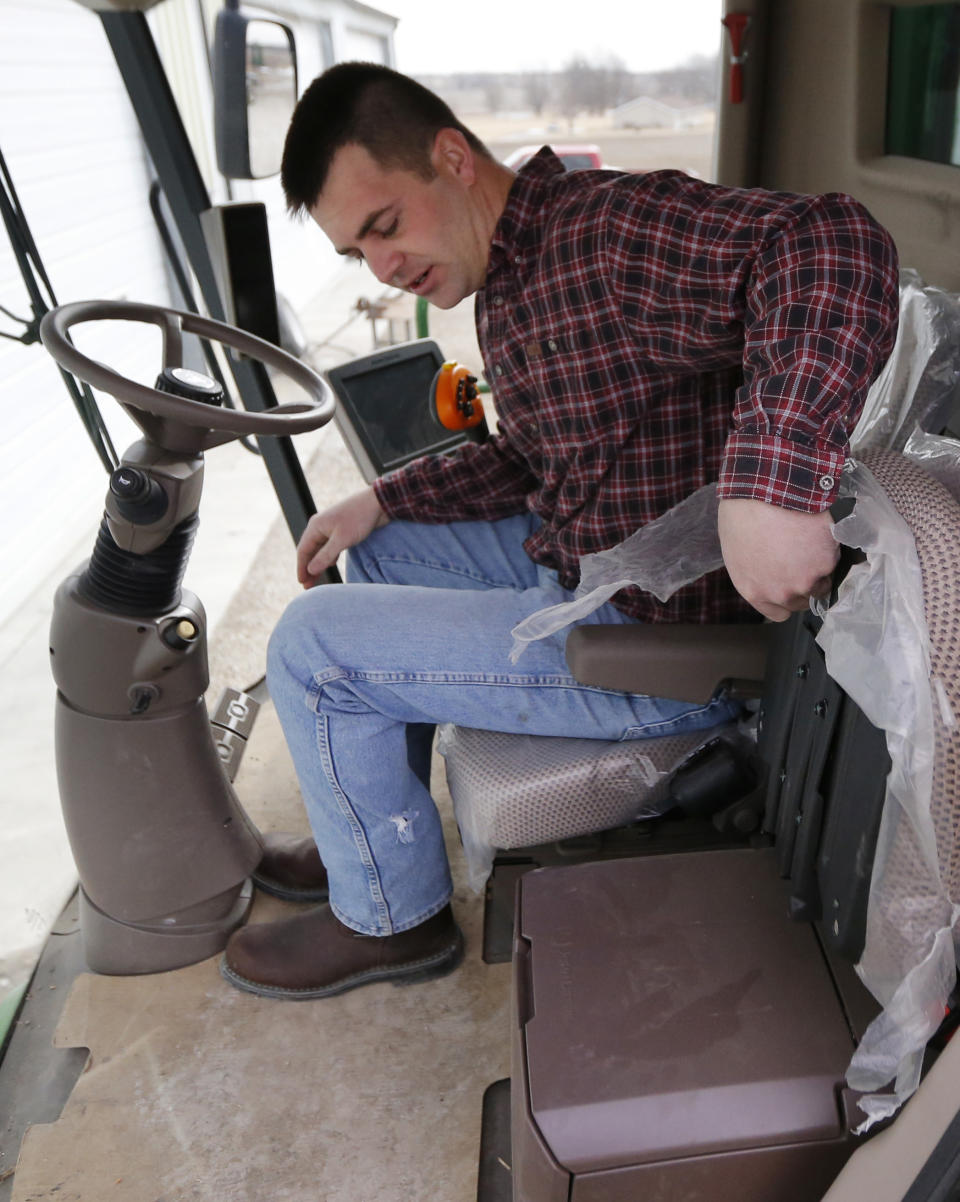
[719,193,899,619]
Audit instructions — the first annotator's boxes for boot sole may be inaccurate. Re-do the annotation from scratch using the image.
[250,871,330,904]
[219,928,465,1000]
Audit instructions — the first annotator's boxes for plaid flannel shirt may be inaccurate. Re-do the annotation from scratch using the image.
[374,148,899,622]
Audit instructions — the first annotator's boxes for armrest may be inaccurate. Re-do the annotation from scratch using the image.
[565,623,772,704]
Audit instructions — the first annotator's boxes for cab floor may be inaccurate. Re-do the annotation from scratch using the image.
[7,703,510,1202]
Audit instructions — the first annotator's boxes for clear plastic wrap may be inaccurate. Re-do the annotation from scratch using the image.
[817,450,960,1129]
[903,427,960,502]
[509,483,722,661]
[851,268,960,453]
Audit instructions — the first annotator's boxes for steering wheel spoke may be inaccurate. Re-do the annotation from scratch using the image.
[158,310,185,371]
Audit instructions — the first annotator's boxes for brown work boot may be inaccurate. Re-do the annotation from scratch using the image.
[251,833,329,902]
[220,903,464,999]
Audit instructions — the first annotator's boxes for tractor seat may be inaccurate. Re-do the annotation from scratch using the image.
[508,444,960,1200]
[441,617,771,890]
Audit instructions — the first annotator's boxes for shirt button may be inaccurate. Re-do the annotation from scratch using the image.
[818,475,835,490]
[494,365,504,377]
[494,296,504,306]
[547,339,558,351]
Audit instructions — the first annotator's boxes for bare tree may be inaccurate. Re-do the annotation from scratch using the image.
[523,71,551,116]
[482,75,504,114]
[560,54,630,118]
[560,56,590,119]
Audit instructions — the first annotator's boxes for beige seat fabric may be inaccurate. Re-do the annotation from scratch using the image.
[811,444,960,1124]
[441,722,737,886]
[856,447,960,995]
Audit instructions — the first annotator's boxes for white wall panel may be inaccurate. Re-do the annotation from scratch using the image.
[0,0,398,624]
[0,0,173,625]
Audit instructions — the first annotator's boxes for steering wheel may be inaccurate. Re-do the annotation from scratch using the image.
[39,299,335,447]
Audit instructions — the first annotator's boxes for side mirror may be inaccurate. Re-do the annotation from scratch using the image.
[213,8,297,179]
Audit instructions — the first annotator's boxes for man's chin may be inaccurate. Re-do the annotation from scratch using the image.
[425,281,478,311]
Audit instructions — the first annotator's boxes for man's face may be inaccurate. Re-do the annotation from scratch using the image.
[310,137,489,310]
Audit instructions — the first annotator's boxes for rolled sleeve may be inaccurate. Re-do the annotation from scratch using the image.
[726,193,900,510]
[718,431,847,509]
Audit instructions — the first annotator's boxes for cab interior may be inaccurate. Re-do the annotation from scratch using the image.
[4,2,960,1200]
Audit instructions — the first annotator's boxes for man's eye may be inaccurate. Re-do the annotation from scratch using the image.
[377,218,399,238]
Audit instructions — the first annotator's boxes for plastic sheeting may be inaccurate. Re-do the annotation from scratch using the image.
[815,457,943,1128]
[829,271,960,1126]
[851,269,960,453]
[903,426,960,503]
[509,483,723,661]
[438,723,670,890]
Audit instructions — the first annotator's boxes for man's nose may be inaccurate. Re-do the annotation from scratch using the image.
[367,245,403,286]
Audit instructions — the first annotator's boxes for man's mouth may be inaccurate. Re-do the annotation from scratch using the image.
[407,267,432,294]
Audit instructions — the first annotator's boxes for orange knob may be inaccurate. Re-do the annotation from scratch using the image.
[432,361,485,431]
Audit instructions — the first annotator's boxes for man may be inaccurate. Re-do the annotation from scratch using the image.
[221,63,899,999]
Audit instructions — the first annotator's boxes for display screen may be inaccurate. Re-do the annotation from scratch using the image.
[331,348,467,473]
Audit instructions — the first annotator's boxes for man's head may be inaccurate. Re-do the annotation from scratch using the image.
[281,63,514,309]
[282,63,491,216]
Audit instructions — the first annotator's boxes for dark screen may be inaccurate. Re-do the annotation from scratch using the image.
[336,352,464,471]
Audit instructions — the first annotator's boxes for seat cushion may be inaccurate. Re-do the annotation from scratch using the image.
[440,724,734,885]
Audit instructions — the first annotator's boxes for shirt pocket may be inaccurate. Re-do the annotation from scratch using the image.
[526,321,648,446]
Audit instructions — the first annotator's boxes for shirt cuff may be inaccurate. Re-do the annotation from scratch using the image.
[718,432,847,511]
[372,470,416,521]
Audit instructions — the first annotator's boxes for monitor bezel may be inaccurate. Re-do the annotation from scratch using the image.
[326,339,477,481]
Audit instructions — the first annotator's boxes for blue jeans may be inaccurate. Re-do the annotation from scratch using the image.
[266,513,736,935]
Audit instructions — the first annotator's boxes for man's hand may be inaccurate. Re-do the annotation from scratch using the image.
[297,486,389,587]
[718,498,839,622]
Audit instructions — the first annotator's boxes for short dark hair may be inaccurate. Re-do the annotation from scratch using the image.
[281,62,492,218]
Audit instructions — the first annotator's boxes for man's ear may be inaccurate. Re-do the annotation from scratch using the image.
[431,128,476,185]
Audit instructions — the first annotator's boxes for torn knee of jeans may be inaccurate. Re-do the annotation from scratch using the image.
[389,810,420,844]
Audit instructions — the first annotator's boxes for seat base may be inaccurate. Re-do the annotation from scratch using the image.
[511,850,866,1202]
[481,813,756,963]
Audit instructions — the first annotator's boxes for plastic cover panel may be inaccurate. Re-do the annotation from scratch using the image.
[516,851,853,1175]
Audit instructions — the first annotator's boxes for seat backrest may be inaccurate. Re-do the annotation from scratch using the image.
[792,444,960,1121]
[850,448,960,990]
[759,448,960,937]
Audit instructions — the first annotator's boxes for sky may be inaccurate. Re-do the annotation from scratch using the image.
[384,0,725,77]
